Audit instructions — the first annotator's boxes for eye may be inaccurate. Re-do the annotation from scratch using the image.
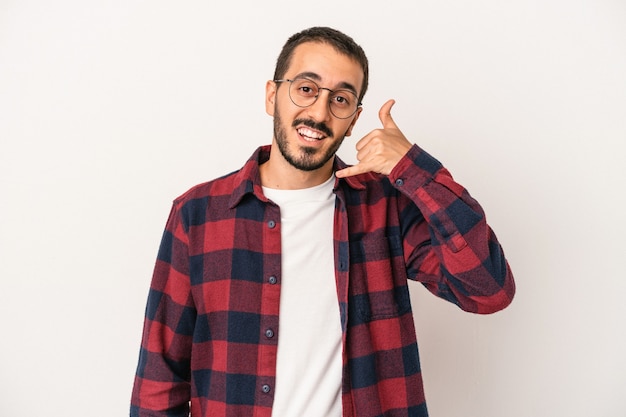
[331,92,352,108]
[294,79,318,97]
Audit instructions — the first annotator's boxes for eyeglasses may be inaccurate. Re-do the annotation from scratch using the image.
[274,78,361,119]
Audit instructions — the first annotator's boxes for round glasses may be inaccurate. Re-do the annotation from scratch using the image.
[274,78,361,119]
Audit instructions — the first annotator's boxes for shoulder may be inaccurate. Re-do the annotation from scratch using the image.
[173,169,241,206]
[174,145,268,207]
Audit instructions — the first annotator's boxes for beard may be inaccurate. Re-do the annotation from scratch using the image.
[273,108,347,172]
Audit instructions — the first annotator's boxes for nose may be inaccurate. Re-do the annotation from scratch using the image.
[305,89,332,122]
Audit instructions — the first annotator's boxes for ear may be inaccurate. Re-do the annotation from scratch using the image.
[265,80,277,117]
[344,106,363,137]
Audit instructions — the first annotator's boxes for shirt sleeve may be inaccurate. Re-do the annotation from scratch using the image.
[130,202,195,416]
[389,144,516,314]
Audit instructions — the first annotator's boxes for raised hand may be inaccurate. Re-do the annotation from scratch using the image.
[336,99,413,178]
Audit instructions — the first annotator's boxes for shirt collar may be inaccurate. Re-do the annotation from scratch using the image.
[228,145,366,208]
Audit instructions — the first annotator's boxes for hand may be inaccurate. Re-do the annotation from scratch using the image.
[336,99,413,178]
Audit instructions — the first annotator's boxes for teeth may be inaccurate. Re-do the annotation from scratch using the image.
[298,128,324,140]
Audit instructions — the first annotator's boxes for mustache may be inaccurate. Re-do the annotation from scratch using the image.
[292,118,333,138]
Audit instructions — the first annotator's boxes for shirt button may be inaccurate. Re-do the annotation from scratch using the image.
[268,276,277,284]
[265,329,274,338]
[395,178,404,186]
[262,384,271,393]
[267,220,276,229]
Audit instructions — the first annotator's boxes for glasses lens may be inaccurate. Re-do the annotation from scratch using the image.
[289,79,319,107]
[329,90,357,119]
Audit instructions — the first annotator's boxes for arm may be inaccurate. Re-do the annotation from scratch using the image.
[337,100,515,313]
[390,145,515,313]
[130,203,195,416]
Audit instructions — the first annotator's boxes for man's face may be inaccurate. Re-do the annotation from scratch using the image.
[266,42,363,172]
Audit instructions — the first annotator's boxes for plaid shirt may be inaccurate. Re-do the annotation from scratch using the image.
[131,145,515,417]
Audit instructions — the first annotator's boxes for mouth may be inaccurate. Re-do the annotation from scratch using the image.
[293,119,333,144]
[296,126,327,142]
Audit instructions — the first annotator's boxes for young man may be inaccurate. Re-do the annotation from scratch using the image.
[131,27,515,417]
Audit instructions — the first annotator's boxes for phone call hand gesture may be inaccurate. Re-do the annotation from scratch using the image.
[336,99,413,178]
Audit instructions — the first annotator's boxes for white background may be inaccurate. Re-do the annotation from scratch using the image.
[1,1,625,416]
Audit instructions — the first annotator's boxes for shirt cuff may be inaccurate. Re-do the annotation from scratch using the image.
[389,144,444,191]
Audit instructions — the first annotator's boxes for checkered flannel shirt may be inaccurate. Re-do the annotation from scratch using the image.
[131,144,515,417]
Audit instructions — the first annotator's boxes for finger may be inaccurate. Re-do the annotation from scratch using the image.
[354,129,375,151]
[335,163,370,178]
[378,99,398,129]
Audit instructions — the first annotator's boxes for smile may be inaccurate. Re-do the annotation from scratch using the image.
[297,127,326,142]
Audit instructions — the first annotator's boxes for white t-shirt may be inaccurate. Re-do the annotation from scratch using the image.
[263,175,342,417]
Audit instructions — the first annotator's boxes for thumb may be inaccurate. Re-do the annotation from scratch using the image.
[379,99,398,128]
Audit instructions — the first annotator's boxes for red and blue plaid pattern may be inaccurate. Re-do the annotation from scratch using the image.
[131,145,515,416]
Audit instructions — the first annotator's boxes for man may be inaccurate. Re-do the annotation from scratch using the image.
[131,27,515,417]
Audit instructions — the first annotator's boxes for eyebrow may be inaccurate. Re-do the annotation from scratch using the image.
[292,71,359,96]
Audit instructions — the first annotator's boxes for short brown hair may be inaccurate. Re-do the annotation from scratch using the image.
[273,27,369,103]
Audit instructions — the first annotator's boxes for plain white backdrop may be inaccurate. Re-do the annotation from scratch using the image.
[1,1,625,416]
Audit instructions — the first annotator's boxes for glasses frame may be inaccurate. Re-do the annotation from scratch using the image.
[274,78,362,119]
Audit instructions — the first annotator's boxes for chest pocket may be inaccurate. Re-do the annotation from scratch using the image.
[348,234,412,322]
